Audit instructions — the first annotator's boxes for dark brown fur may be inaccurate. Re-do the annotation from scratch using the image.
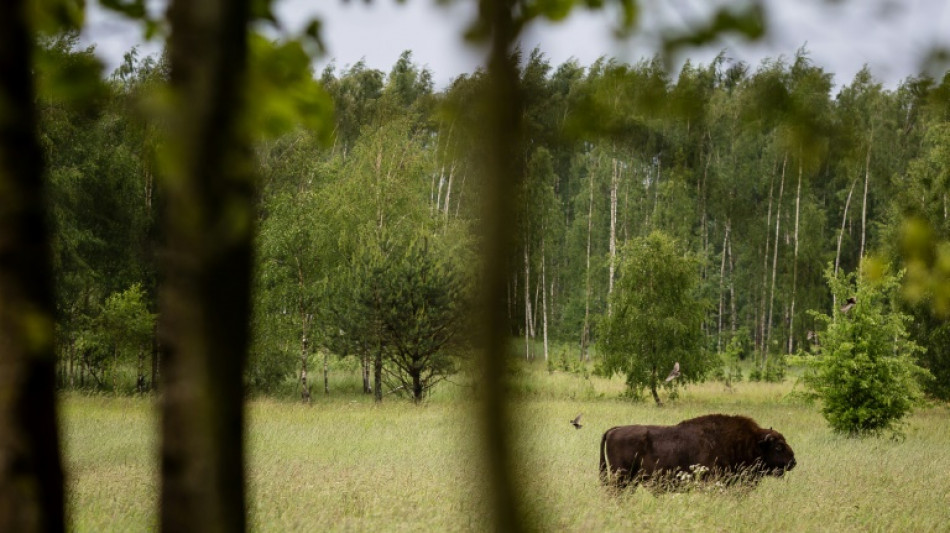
[599,414,796,488]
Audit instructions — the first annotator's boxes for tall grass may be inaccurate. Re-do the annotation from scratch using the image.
[61,367,950,531]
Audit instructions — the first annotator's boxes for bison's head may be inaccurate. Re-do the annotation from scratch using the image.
[757,430,796,476]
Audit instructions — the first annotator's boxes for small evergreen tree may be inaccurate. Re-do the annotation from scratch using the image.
[804,266,930,436]
[355,237,470,403]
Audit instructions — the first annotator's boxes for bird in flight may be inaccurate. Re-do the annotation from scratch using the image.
[665,362,681,382]
[570,413,583,429]
[840,296,856,314]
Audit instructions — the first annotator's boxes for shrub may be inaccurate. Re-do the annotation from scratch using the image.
[804,267,931,436]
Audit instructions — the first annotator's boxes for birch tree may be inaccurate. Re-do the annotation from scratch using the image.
[599,231,710,405]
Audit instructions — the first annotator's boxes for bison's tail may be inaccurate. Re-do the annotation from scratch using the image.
[599,428,613,485]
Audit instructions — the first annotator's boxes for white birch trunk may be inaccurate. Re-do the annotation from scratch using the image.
[443,162,456,221]
[434,164,446,214]
[859,136,872,266]
[541,229,549,362]
[766,153,788,365]
[759,167,776,354]
[580,159,595,361]
[524,242,531,360]
[788,161,802,355]
[834,178,857,311]
[717,222,731,353]
[607,157,619,316]
[728,235,737,336]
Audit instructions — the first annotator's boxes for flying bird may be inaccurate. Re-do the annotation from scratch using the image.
[665,362,681,382]
[840,296,856,314]
[570,413,583,429]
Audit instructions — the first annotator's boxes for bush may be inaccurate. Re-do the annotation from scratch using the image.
[804,267,931,436]
[720,333,747,385]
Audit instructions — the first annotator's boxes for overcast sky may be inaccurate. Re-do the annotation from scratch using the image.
[82,0,950,90]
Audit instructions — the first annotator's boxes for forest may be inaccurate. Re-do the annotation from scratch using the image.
[3,0,950,531]
[42,36,950,402]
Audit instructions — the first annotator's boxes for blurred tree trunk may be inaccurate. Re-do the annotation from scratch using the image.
[0,3,66,531]
[158,1,252,532]
[477,0,527,530]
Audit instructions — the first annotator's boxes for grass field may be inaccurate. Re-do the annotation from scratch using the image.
[61,365,950,532]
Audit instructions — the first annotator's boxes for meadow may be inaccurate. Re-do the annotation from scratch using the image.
[62,363,950,532]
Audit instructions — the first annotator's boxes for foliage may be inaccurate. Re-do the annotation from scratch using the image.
[803,267,931,436]
[598,231,711,403]
[717,329,749,384]
[33,35,950,400]
[97,283,154,356]
[358,237,470,402]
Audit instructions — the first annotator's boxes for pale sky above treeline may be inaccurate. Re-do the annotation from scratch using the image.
[82,0,950,89]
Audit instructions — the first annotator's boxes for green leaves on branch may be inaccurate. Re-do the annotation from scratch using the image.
[662,3,765,58]
[34,33,106,114]
[804,267,931,437]
[29,0,84,34]
[897,218,950,316]
[99,0,146,20]
[466,0,638,42]
[246,34,335,142]
[98,283,155,349]
[598,231,711,403]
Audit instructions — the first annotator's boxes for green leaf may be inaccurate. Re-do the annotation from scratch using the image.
[662,2,765,56]
[99,0,146,19]
[29,0,84,34]
[245,34,335,142]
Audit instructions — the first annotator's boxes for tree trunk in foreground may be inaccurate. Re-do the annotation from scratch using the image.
[159,1,253,531]
[0,3,66,530]
[477,0,528,530]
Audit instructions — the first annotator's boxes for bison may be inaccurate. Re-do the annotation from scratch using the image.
[599,414,796,488]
